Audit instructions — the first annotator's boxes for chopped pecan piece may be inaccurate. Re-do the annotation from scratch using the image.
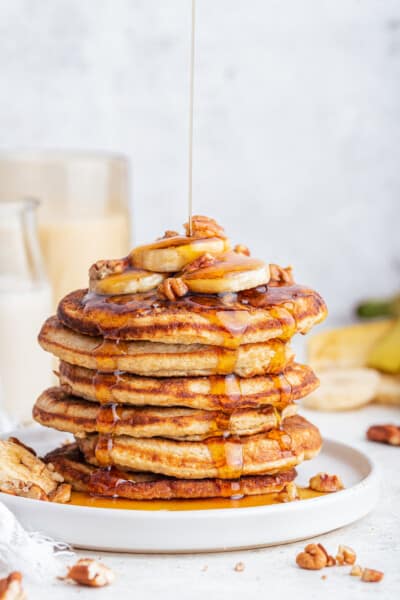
[367,424,400,446]
[62,558,114,588]
[361,568,384,583]
[184,215,226,239]
[234,244,250,256]
[0,572,25,600]
[336,545,356,566]
[278,482,299,503]
[182,253,216,273]
[158,277,189,301]
[159,230,179,239]
[296,543,330,570]
[89,258,129,282]
[309,472,344,493]
[350,565,363,577]
[269,264,294,286]
[49,483,72,504]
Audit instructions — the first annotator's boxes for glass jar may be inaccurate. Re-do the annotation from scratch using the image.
[0,199,53,425]
[0,151,131,305]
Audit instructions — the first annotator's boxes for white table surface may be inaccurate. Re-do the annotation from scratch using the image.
[20,402,399,600]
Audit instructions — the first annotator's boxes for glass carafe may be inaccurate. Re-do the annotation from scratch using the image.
[0,152,131,306]
[0,199,52,425]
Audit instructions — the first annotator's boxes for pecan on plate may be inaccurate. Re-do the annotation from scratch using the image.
[309,472,344,493]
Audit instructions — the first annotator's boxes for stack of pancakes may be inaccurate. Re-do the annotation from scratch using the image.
[34,217,327,502]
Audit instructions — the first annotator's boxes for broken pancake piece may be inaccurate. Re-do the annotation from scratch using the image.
[0,438,71,503]
[45,443,298,500]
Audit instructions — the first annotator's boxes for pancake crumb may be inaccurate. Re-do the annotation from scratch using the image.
[234,562,245,572]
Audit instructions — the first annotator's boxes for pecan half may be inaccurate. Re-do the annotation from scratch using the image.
[184,215,226,239]
[62,559,114,588]
[361,568,384,583]
[309,472,344,493]
[182,253,217,273]
[296,544,330,570]
[0,572,25,600]
[158,277,188,301]
[89,258,129,282]
[269,264,294,286]
[367,424,400,446]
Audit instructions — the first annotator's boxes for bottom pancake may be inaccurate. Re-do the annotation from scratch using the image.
[75,415,321,479]
[44,443,297,500]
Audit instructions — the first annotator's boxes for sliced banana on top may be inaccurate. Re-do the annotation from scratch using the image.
[182,252,270,294]
[89,258,165,295]
[302,367,380,411]
[90,268,165,295]
[130,236,230,273]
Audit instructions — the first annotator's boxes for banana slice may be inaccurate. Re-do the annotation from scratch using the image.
[302,368,380,411]
[130,236,230,273]
[90,268,165,295]
[89,258,165,295]
[182,252,270,294]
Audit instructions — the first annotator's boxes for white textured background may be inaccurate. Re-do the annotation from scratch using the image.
[0,0,399,320]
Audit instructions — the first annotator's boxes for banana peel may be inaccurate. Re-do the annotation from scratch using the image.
[367,318,400,374]
[307,320,394,371]
[306,319,400,410]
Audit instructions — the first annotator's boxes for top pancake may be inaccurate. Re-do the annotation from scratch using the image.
[58,283,327,347]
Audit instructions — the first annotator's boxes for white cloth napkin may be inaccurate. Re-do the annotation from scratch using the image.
[0,501,74,583]
[0,403,74,583]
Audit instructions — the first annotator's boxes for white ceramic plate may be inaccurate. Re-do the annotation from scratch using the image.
[0,427,379,553]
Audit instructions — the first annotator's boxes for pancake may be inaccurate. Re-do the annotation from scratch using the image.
[76,415,321,479]
[58,284,327,347]
[33,387,298,441]
[58,361,319,410]
[44,443,298,500]
[39,317,295,377]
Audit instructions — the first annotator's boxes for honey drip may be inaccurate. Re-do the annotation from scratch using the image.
[94,434,114,466]
[209,374,242,410]
[92,338,129,372]
[68,487,326,511]
[92,370,124,404]
[206,436,244,479]
[96,403,122,434]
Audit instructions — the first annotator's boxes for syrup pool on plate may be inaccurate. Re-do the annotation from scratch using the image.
[68,487,325,511]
